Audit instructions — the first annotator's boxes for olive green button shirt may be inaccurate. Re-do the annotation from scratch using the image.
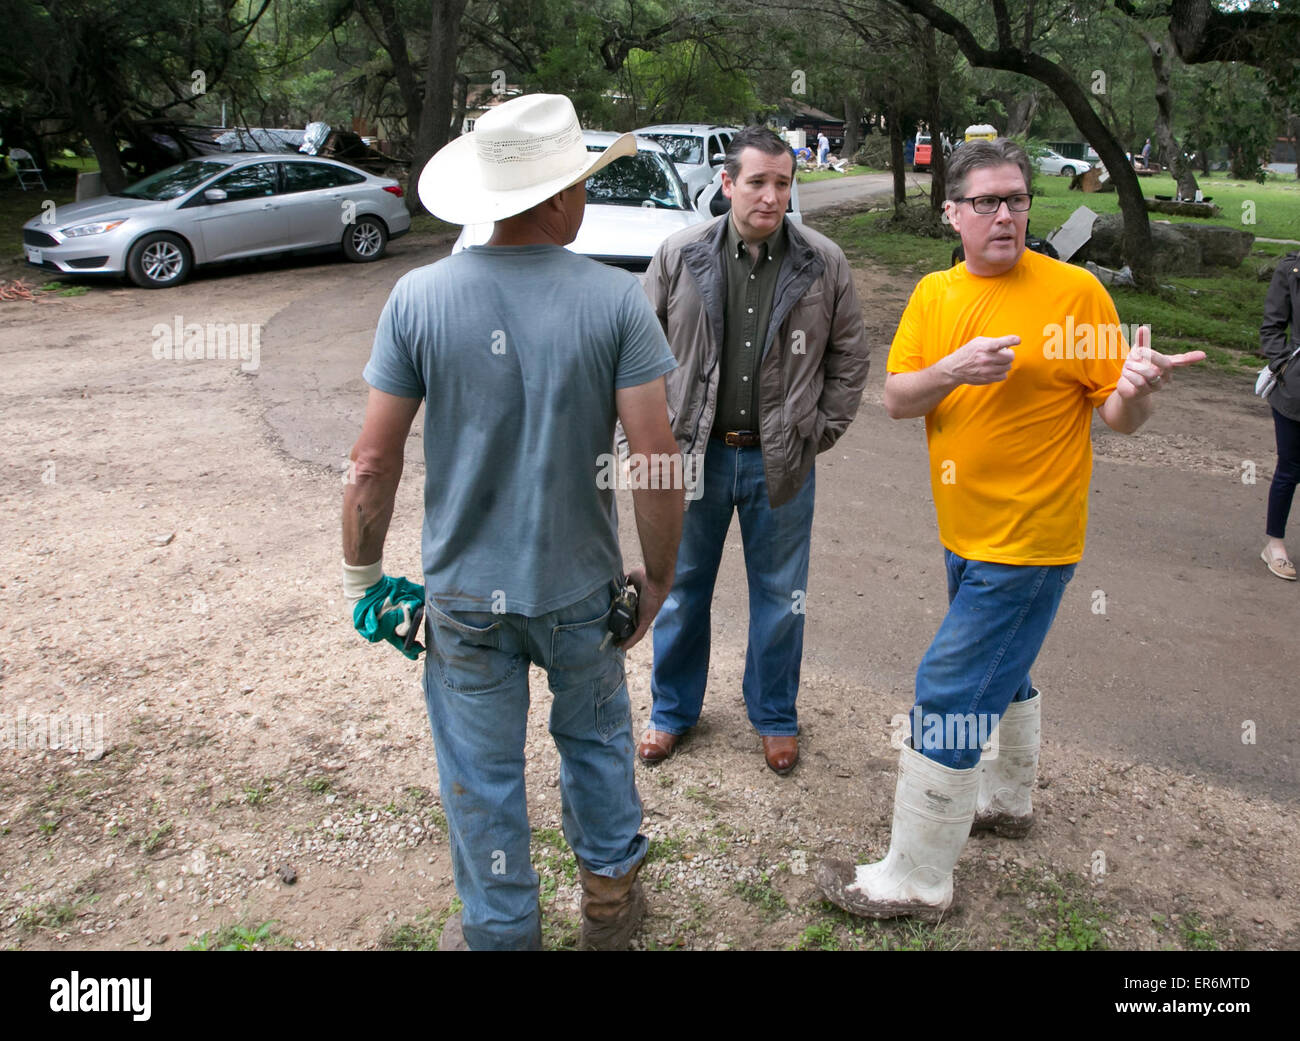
[717,216,786,432]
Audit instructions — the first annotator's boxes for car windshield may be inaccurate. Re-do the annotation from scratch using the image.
[117,160,230,200]
[641,134,703,165]
[585,149,687,210]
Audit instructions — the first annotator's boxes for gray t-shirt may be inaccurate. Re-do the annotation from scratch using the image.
[363,244,676,615]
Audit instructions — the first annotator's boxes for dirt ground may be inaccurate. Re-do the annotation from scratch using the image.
[1,225,1296,951]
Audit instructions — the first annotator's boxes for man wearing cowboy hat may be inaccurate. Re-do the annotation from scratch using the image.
[342,93,683,950]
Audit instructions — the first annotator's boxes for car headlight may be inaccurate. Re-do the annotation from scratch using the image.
[62,219,129,237]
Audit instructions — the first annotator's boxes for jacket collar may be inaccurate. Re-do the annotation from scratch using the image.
[678,215,824,346]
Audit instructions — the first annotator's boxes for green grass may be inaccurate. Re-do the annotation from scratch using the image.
[141,822,173,854]
[1110,268,1277,363]
[1178,911,1222,951]
[645,833,686,863]
[408,213,460,236]
[243,778,274,806]
[17,891,100,934]
[380,899,461,951]
[733,871,788,917]
[798,165,870,183]
[792,905,972,950]
[997,867,1110,951]
[186,920,293,950]
[0,186,75,266]
[1027,171,1300,243]
[532,826,578,905]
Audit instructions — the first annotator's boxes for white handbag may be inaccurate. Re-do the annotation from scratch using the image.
[1257,343,1300,399]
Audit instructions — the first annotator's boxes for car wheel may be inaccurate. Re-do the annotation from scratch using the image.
[126,233,192,289]
[1061,166,1077,177]
[343,217,387,262]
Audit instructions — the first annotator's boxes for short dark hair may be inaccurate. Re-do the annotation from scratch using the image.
[945,138,1033,202]
[724,126,796,182]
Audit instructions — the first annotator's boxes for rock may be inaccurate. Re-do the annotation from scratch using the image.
[1144,198,1222,218]
[277,865,297,884]
[1178,224,1253,267]
[149,533,175,546]
[1081,214,1200,274]
[1080,213,1252,273]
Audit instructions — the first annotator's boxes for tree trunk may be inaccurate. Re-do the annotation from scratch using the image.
[1143,32,1198,200]
[921,24,946,211]
[405,0,467,213]
[887,102,906,215]
[76,105,128,194]
[1005,91,1038,137]
[451,73,469,140]
[842,94,863,158]
[1288,112,1300,180]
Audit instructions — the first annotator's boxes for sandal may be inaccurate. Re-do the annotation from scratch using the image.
[1261,548,1298,581]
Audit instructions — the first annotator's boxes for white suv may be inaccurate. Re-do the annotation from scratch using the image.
[634,124,739,203]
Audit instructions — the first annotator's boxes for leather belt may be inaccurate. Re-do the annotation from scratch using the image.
[713,430,760,447]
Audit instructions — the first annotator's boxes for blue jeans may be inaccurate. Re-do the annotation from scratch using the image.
[911,550,1076,770]
[421,582,647,950]
[1267,406,1300,539]
[650,439,815,737]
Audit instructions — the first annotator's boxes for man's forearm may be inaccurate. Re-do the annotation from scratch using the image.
[342,457,404,565]
[883,361,959,419]
[1097,388,1155,434]
[631,481,683,589]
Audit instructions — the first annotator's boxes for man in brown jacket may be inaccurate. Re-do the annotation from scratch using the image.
[636,125,871,774]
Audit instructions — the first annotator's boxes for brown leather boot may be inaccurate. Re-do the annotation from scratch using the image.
[579,863,646,950]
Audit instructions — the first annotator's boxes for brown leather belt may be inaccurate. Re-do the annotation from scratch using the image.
[713,430,760,447]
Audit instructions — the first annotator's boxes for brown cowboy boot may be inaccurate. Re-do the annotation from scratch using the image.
[578,864,646,950]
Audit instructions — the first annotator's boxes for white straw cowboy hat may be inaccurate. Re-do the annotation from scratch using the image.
[418,94,636,226]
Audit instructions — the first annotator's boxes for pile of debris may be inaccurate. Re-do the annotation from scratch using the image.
[129,120,406,178]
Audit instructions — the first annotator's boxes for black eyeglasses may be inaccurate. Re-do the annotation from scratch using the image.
[957,193,1033,214]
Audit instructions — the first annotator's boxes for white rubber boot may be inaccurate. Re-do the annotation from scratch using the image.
[817,743,978,921]
[971,689,1040,838]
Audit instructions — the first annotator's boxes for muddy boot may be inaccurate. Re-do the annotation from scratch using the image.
[817,743,978,921]
[579,864,646,950]
[971,689,1040,838]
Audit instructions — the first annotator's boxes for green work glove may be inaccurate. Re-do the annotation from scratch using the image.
[343,560,426,660]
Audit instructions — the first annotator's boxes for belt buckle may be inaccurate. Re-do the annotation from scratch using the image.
[724,431,742,447]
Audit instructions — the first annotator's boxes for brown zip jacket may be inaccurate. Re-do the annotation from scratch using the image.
[643,215,871,507]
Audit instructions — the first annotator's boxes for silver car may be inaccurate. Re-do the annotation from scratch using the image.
[1034,148,1085,177]
[21,153,412,288]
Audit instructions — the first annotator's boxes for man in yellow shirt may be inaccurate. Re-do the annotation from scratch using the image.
[819,139,1203,920]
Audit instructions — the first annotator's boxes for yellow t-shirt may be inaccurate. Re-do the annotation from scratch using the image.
[887,250,1126,565]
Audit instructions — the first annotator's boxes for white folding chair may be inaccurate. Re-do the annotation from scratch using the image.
[9,148,48,191]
